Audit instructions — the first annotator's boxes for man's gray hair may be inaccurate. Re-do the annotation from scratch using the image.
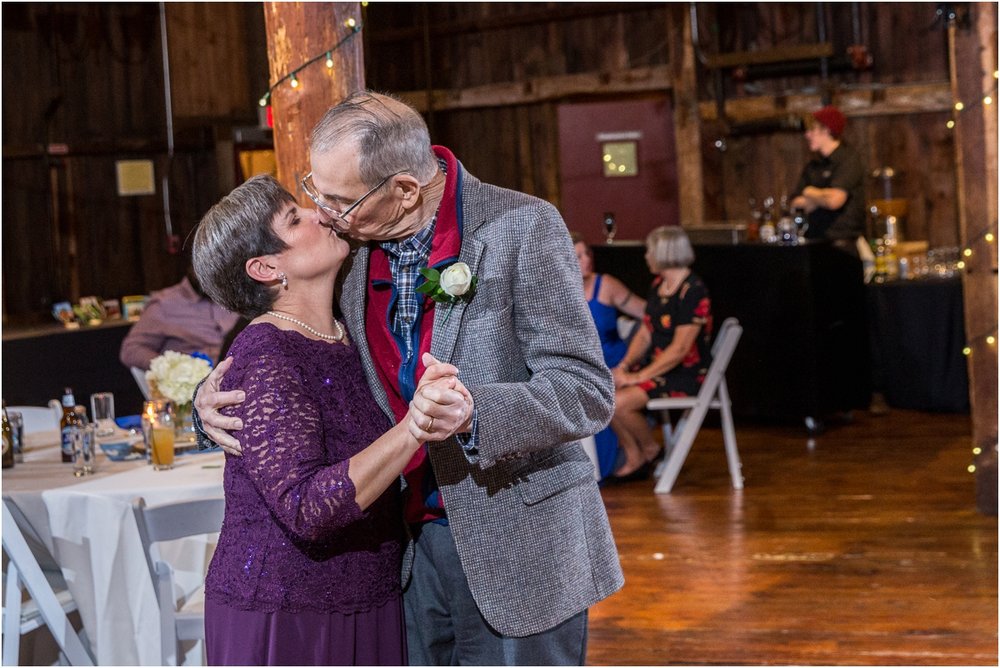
[192,174,293,318]
[310,90,439,187]
[645,225,695,271]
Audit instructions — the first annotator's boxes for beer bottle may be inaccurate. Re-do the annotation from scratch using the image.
[60,387,84,463]
[2,401,14,469]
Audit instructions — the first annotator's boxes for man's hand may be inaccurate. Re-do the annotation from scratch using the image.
[408,353,475,442]
[193,356,246,456]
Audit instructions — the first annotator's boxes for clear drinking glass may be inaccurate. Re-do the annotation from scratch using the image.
[72,423,97,476]
[142,400,175,471]
[7,411,23,462]
[90,392,116,437]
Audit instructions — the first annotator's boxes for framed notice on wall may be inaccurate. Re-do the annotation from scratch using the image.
[115,160,156,196]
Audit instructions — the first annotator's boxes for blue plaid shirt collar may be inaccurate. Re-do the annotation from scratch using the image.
[378,218,437,361]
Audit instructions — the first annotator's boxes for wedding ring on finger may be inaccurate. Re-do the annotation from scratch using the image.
[426,416,435,432]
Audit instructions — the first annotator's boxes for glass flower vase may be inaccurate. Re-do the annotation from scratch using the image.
[173,402,196,445]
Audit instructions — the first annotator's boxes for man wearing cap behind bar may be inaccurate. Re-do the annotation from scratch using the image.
[791,105,867,247]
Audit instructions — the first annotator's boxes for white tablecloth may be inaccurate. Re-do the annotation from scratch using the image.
[3,432,225,665]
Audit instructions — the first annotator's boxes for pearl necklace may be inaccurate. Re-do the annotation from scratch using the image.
[266,311,344,342]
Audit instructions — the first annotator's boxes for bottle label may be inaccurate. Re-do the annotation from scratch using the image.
[61,427,75,456]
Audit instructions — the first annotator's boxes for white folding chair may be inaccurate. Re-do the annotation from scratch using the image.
[647,317,745,494]
[132,496,224,665]
[2,498,94,666]
[5,405,60,434]
[131,367,153,400]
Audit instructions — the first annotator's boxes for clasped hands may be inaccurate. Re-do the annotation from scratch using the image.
[611,365,639,389]
[194,352,474,456]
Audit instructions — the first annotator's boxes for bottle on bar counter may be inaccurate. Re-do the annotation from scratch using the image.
[2,401,14,469]
[59,387,84,463]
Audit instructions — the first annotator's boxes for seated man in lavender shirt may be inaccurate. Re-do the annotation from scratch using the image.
[119,265,240,370]
[191,174,473,666]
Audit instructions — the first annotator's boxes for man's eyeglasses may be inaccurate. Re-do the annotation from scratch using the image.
[300,171,405,223]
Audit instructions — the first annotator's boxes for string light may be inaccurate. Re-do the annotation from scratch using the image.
[256,19,363,110]
[962,326,999,356]
[945,79,998,130]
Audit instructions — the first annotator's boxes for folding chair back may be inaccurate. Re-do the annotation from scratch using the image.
[132,496,224,665]
[2,498,94,666]
[647,317,745,493]
[131,367,153,400]
[5,406,60,435]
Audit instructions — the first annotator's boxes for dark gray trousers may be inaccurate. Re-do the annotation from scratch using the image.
[404,521,588,666]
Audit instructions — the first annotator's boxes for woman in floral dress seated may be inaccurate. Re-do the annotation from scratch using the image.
[191,174,471,665]
[608,225,713,482]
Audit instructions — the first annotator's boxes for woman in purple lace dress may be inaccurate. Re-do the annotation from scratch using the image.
[191,175,472,665]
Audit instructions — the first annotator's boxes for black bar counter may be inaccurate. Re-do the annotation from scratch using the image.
[593,241,872,425]
[2,319,146,415]
[866,276,969,413]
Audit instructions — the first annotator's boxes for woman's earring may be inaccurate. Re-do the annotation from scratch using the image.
[279,273,288,289]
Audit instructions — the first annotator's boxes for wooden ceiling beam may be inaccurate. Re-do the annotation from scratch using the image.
[368,3,665,43]
[698,82,953,122]
[397,64,673,112]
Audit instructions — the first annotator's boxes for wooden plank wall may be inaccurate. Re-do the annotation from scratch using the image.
[1,3,265,324]
[1,3,981,321]
[363,2,962,249]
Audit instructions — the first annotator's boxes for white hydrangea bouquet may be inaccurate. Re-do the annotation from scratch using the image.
[145,351,212,419]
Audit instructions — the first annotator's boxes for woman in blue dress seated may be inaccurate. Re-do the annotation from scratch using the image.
[571,233,647,480]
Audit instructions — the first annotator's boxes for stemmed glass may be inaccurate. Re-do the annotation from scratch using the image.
[603,212,617,243]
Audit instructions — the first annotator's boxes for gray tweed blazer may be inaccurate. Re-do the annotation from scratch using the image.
[340,162,624,637]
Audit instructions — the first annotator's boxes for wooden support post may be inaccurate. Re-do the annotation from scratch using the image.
[263,2,365,195]
[950,2,998,513]
[668,4,703,226]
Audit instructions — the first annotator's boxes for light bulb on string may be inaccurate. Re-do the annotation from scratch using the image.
[259,93,270,107]
[326,52,334,69]
[963,248,973,257]
[946,119,955,129]
[344,17,357,29]
[988,335,997,346]
[290,73,300,89]
[957,260,966,270]
[955,101,965,111]
[985,96,993,105]
[963,346,972,356]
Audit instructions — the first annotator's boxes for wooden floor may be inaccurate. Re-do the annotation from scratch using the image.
[587,409,998,666]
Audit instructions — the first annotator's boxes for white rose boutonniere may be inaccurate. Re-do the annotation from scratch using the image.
[418,261,478,323]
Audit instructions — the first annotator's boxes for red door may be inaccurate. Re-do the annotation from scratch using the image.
[557,96,680,245]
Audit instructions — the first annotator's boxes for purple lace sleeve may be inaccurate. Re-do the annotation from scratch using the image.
[238,357,363,542]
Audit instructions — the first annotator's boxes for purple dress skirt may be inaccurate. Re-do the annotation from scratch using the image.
[203,323,407,665]
[204,597,405,666]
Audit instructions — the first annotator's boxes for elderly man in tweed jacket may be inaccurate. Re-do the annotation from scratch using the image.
[196,91,623,665]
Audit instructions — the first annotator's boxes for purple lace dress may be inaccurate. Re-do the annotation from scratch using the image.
[203,322,406,666]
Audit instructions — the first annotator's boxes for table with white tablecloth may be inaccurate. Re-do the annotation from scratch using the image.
[3,431,225,665]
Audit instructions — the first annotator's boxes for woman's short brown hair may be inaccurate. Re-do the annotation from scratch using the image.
[192,175,294,318]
